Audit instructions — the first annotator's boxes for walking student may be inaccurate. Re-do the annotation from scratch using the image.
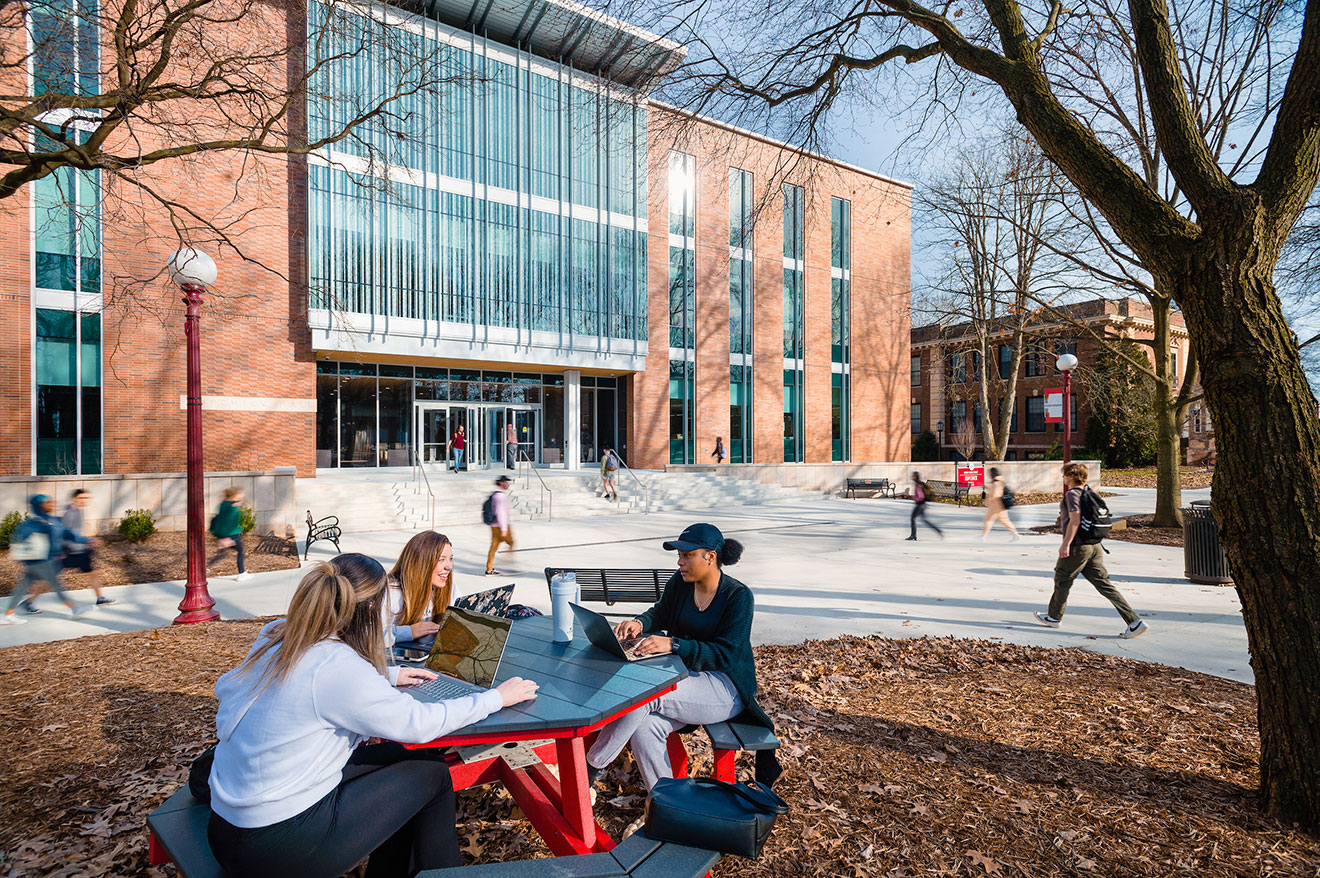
[1,494,91,623]
[483,475,514,576]
[209,488,251,582]
[62,489,114,605]
[601,447,619,501]
[980,467,1021,540]
[711,436,726,464]
[906,471,944,541]
[1034,462,1149,639]
[505,421,518,469]
[448,424,466,472]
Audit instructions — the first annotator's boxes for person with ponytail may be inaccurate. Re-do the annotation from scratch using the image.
[195,553,537,878]
[585,523,781,790]
[386,530,458,648]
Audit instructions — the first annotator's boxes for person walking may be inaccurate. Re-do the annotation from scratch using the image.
[600,448,619,501]
[1034,462,1149,639]
[711,436,726,464]
[208,488,251,582]
[483,475,514,576]
[505,421,518,469]
[1,494,91,623]
[980,467,1020,540]
[448,425,466,472]
[906,471,943,541]
[62,489,114,605]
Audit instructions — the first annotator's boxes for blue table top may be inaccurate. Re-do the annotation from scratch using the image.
[443,614,688,738]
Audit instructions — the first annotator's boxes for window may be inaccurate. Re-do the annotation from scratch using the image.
[730,364,752,463]
[1053,339,1077,373]
[32,0,100,99]
[783,369,803,462]
[669,360,694,464]
[668,151,696,349]
[34,136,100,294]
[1026,396,1045,432]
[911,355,922,386]
[831,372,849,461]
[729,169,754,355]
[998,344,1013,380]
[911,403,922,436]
[1172,351,1179,384]
[783,184,805,359]
[973,401,982,433]
[950,400,967,434]
[830,198,851,364]
[998,397,1018,434]
[36,309,101,474]
[1024,346,1047,378]
[948,353,966,384]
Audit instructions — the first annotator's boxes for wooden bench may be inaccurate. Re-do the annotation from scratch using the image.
[544,567,669,607]
[926,480,970,506]
[666,720,781,784]
[844,477,897,499]
[303,510,342,560]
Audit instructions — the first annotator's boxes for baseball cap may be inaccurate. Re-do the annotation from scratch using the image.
[662,523,725,553]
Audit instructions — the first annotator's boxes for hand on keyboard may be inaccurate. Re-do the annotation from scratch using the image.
[396,668,438,687]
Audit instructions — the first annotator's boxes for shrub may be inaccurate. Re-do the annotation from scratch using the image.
[911,430,940,462]
[118,508,157,542]
[0,511,25,549]
[239,506,256,534]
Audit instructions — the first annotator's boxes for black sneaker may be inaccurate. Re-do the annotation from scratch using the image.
[20,601,41,615]
[587,765,602,786]
[96,597,115,606]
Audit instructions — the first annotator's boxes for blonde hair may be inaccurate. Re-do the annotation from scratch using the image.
[389,531,454,627]
[1061,462,1089,485]
[236,554,388,690]
[224,487,242,500]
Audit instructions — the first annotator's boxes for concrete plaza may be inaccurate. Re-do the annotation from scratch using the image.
[0,488,1250,684]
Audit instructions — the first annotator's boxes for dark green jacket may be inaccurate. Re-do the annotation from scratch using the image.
[210,500,242,538]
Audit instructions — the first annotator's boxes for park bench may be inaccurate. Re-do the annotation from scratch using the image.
[147,787,719,878]
[843,477,897,499]
[926,480,970,506]
[303,510,342,560]
[544,567,669,607]
[666,720,781,785]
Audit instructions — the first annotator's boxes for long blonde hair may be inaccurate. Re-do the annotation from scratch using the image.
[237,554,388,689]
[389,531,454,626]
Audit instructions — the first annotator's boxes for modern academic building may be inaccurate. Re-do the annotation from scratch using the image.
[1,0,912,479]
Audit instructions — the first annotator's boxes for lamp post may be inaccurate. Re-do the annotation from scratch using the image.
[169,248,221,625]
[936,419,944,459]
[1056,352,1078,464]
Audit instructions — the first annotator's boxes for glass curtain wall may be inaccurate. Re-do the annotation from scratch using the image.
[306,2,647,340]
[830,197,851,461]
[668,150,696,464]
[35,310,101,474]
[669,360,695,465]
[782,183,805,462]
[729,168,754,463]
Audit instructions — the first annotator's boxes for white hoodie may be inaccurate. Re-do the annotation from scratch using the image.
[208,621,502,828]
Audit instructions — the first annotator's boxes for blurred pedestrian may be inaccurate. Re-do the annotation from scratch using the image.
[906,471,943,541]
[980,468,1020,540]
[711,436,726,464]
[1,494,91,623]
[208,487,251,582]
[62,489,114,605]
[483,476,514,575]
[601,448,619,501]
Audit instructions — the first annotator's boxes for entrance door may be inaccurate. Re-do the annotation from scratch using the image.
[417,404,448,464]
[513,409,538,465]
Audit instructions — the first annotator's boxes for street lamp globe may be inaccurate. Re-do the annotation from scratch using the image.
[1056,352,1078,372]
[167,248,218,288]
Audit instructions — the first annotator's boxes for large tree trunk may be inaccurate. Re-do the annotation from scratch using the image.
[1150,298,1184,527]
[1173,222,1320,827]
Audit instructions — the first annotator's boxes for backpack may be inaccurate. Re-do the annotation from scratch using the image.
[605,451,618,472]
[1077,487,1112,544]
[481,492,498,526]
[1001,485,1016,509]
[8,519,49,562]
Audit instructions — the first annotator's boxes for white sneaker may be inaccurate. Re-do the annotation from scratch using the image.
[1033,611,1061,628]
[0,613,27,625]
[1120,619,1150,639]
[70,605,92,617]
[234,572,253,582]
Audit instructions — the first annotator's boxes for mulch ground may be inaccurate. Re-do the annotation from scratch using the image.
[1032,515,1186,548]
[3,623,1317,877]
[1103,468,1215,490]
[0,532,301,596]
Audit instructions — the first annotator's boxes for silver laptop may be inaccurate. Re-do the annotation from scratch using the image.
[405,608,512,703]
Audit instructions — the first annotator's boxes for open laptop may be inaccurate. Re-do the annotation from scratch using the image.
[404,607,512,703]
[570,603,663,662]
[452,584,515,617]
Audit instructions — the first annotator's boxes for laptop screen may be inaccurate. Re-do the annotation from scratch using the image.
[425,607,512,688]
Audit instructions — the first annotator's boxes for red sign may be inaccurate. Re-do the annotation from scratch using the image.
[957,466,984,487]
[1044,388,1064,423]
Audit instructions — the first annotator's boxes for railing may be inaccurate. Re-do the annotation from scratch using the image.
[412,457,436,530]
[516,449,553,521]
[613,454,651,515]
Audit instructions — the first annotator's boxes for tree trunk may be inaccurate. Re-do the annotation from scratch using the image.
[1172,222,1320,829]
[1150,298,1184,527]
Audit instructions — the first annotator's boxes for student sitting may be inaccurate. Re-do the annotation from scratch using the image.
[386,530,458,648]
[195,553,537,878]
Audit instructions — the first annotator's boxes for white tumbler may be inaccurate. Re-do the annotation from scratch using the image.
[550,572,579,642]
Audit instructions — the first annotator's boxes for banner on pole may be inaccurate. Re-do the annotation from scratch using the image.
[1044,389,1064,423]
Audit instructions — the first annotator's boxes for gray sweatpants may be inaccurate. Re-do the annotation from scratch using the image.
[586,670,743,790]
[6,560,69,611]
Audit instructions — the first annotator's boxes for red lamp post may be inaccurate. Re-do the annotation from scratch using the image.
[169,249,221,625]
[1056,352,1078,465]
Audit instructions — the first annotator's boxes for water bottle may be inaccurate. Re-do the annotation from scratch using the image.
[550,572,579,642]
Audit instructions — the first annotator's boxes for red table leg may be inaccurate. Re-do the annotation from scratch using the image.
[147,832,169,866]
[500,762,591,857]
[666,732,689,779]
[713,749,736,783]
[555,736,596,850]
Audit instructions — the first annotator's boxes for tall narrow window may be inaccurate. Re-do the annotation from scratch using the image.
[669,359,694,464]
[729,168,754,463]
[830,197,850,460]
[668,151,696,349]
[783,369,802,463]
[730,364,751,463]
[36,309,101,474]
[782,184,805,462]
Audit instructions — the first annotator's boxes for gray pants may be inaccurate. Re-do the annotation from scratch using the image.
[6,560,69,611]
[1050,542,1139,625]
[587,671,743,790]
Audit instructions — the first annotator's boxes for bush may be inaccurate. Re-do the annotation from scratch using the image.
[118,508,157,542]
[0,511,25,549]
[239,506,256,534]
[912,430,940,462]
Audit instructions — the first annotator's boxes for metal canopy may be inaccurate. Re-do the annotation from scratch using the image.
[424,0,685,89]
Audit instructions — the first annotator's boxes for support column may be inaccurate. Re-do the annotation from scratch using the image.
[565,370,581,470]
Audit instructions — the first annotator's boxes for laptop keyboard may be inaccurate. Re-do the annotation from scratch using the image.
[412,675,481,702]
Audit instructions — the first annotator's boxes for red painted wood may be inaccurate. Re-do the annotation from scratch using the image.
[713,749,736,783]
[174,285,219,625]
[499,762,595,857]
[555,736,595,850]
[147,832,169,866]
[666,732,690,778]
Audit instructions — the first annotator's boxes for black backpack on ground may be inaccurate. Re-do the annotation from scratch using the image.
[481,492,498,526]
[1077,487,1112,544]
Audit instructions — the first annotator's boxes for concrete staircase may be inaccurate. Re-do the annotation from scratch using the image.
[295,467,827,534]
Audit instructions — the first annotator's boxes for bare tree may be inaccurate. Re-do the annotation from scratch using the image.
[652,0,1320,827]
[950,396,979,462]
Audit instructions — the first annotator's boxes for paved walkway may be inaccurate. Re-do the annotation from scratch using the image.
[0,488,1250,684]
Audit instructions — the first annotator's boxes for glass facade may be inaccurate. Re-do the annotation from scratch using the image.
[306,2,647,340]
[783,184,805,462]
[668,151,696,349]
[669,360,694,464]
[729,168,754,463]
[783,369,802,462]
[830,197,850,461]
[730,364,751,463]
[36,309,101,474]
[30,0,100,99]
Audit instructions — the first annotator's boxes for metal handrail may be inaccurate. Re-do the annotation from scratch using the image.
[612,453,650,515]
[516,449,552,521]
[412,457,436,530]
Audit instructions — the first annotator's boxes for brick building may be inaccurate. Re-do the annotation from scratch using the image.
[910,297,1208,461]
[2,0,911,479]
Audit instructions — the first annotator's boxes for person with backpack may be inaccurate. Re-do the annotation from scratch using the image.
[1034,462,1149,638]
[1,494,92,623]
[483,475,514,576]
[208,487,251,582]
[600,448,619,501]
[980,467,1021,540]
[905,471,944,541]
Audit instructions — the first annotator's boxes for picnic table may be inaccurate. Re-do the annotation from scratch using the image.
[402,614,688,857]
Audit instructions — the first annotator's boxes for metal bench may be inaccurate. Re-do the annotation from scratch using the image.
[544,567,669,607]
[666,720,781,784]
[844,477,897,499]
[303,510,342,560]
[926,480,970,506]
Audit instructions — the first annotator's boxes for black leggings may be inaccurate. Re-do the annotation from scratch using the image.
[198,743,460,878]
[207,533,246,574]
[910,502,943,539]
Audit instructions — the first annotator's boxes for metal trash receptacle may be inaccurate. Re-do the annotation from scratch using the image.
[1183,503,1232,585]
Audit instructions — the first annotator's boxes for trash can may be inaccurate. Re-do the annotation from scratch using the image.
[1183,503,1232,585]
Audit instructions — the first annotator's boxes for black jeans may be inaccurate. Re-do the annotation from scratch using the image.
[199,743,460,878]
[207,533,246,574]
[909,502,943,539]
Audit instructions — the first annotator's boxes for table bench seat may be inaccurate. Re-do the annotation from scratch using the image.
[146,788,222,878]
[544,568,669,607]
[667,720,781,784]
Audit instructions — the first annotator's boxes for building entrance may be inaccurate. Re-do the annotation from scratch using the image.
[415,403,541,469]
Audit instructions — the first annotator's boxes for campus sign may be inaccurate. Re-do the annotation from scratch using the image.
[957,466,984,487]
[1044,388,1064,423]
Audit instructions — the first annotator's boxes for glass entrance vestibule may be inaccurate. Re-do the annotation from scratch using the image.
[315,361,628,468]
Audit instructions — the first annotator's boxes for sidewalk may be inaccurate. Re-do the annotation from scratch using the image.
[0,488,1249,683]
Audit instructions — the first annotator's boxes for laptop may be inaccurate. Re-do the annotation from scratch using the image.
[404,607,512,703]
[452,584,515,617]
[570,603,664,662]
